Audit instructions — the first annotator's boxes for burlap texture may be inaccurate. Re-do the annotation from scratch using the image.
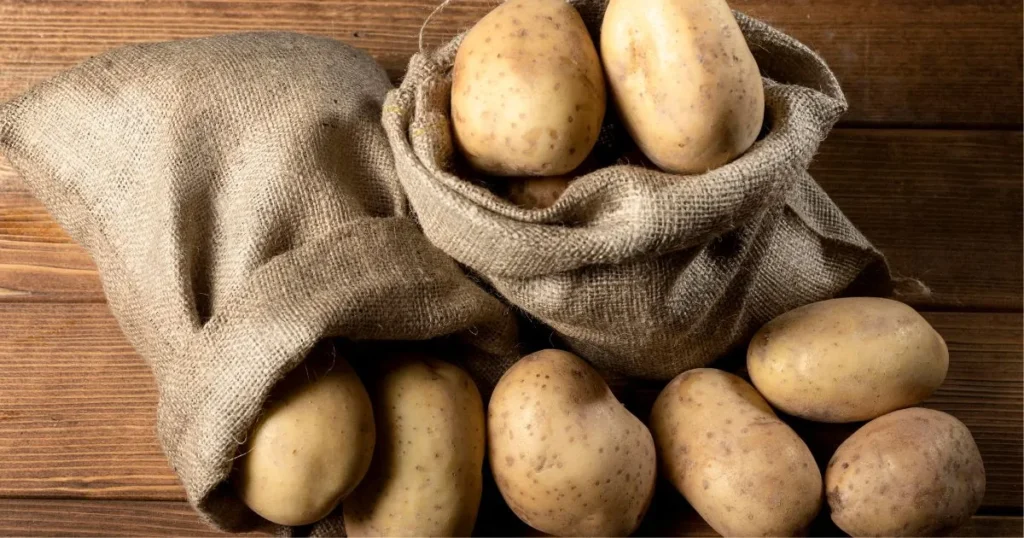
[383,3,891,380]
[0,32,518,532]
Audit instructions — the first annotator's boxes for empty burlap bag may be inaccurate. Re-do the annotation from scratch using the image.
[384,4,891,380]
[0,32,518,532]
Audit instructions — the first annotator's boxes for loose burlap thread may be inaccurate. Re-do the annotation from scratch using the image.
[0,32,519,533]
[383,2,891,379]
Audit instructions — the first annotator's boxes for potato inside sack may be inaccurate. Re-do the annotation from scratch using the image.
[343,354,486,537]
[232,342,375,526]
[601,0,765,173]
[487,349,656,537]
[451,0,606,176]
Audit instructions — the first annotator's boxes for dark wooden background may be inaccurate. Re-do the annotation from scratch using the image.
[0,1,1021,535]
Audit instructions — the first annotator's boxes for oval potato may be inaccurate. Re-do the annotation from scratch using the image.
[233,345,375,526]
[505,176,572,209]
[748,297,949,423]
[344,355,485,537]
[650,368,822,537]
[488,349,656,536]
[601,0,764,173]
[452,0,606,176]
[826,407,985,537]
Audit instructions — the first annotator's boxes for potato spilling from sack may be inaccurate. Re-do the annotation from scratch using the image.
[747,297,949,423]
[601,0,764,173]
[451,0,606,176]
[233,346,375,526]
[651,369,822,537]
[488,349,656,536]
[344,355,485,537]
[826,408,986,537]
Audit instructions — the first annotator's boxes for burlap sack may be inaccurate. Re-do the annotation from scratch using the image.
[0,32,518,532]
[384,3,891,380]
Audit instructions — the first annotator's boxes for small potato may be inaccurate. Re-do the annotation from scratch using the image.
[748,297,949,423]
[505,176,572,209]
[601,0,764,173]
[452,0,606,176]
[488,349,656,536]
[344,355,485,537]
[650,368,822,537]
[233,345,375,526]
[826,408,986,537]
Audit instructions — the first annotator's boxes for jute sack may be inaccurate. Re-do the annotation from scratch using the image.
[0,32,518,532]
[383,3,891,380]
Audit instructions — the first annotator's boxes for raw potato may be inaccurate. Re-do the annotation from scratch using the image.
[344,355,485,537]
[747,297,949,423]
[452,0,606,176]
[488,349,656,536]
[650,368,821,537]
[505,176,572,209]
[601,0,764,173]
[233,345,375,526]
[826,407,986,537]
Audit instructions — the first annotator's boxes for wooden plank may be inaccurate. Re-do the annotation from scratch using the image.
[0,500,1017,537]
[0,500,269,537]
[0,1,1020,127]
[2,129,1020,308]
[0,304,1019,509]
[814,129,1023,310]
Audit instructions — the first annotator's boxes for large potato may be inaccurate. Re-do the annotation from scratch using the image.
[650,368,821,537]
[747,297,949,423]
[601,0,764,173]
[826,407,986,536]
[452,0,606,176]
[233,345,375,526]
[488,349,656,536]
[344,355,485,537]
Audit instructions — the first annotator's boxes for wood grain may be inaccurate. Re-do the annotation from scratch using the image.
[0,496,1017,537]
[0,304,1018,510]
[2,130,1020,308]
[0,1,1020,127]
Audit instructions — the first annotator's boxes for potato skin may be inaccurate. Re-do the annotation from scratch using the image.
[488,349,656,536]
[233,347,375,526]
[505,176,572,209]
[601,0,764,174]
[826,408,986,537]
[452,0,606,176]
[650,368,822,537]
[343,356,485,537]
[747,297,949,423]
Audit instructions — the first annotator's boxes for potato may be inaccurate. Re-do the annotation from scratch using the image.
[650,368,822,537]
[826,407,986,536]
[488,349,656,536]
[747,297,949,423]
[233,345,375,526]
[505,176,572,209]
[343,355,485,537]
[452,0,606,176]
[601,0,764,173]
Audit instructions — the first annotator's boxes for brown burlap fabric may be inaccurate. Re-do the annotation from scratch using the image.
[0,32,518,532]
[383,4,891,380]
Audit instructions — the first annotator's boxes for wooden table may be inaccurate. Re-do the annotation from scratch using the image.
[0,1,1021,536]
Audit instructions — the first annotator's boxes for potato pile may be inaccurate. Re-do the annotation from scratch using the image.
[452,0,764,208]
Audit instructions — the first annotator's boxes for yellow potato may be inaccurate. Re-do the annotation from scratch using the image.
[488,349,656,536]
[826,408,986,537]
[505,176,572,209]
[650,369,822,537]
[452,0,606,176]
[344,355,485,537]
[601,0,764,173]
[233,345,375,526]
[747,297,949,423]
